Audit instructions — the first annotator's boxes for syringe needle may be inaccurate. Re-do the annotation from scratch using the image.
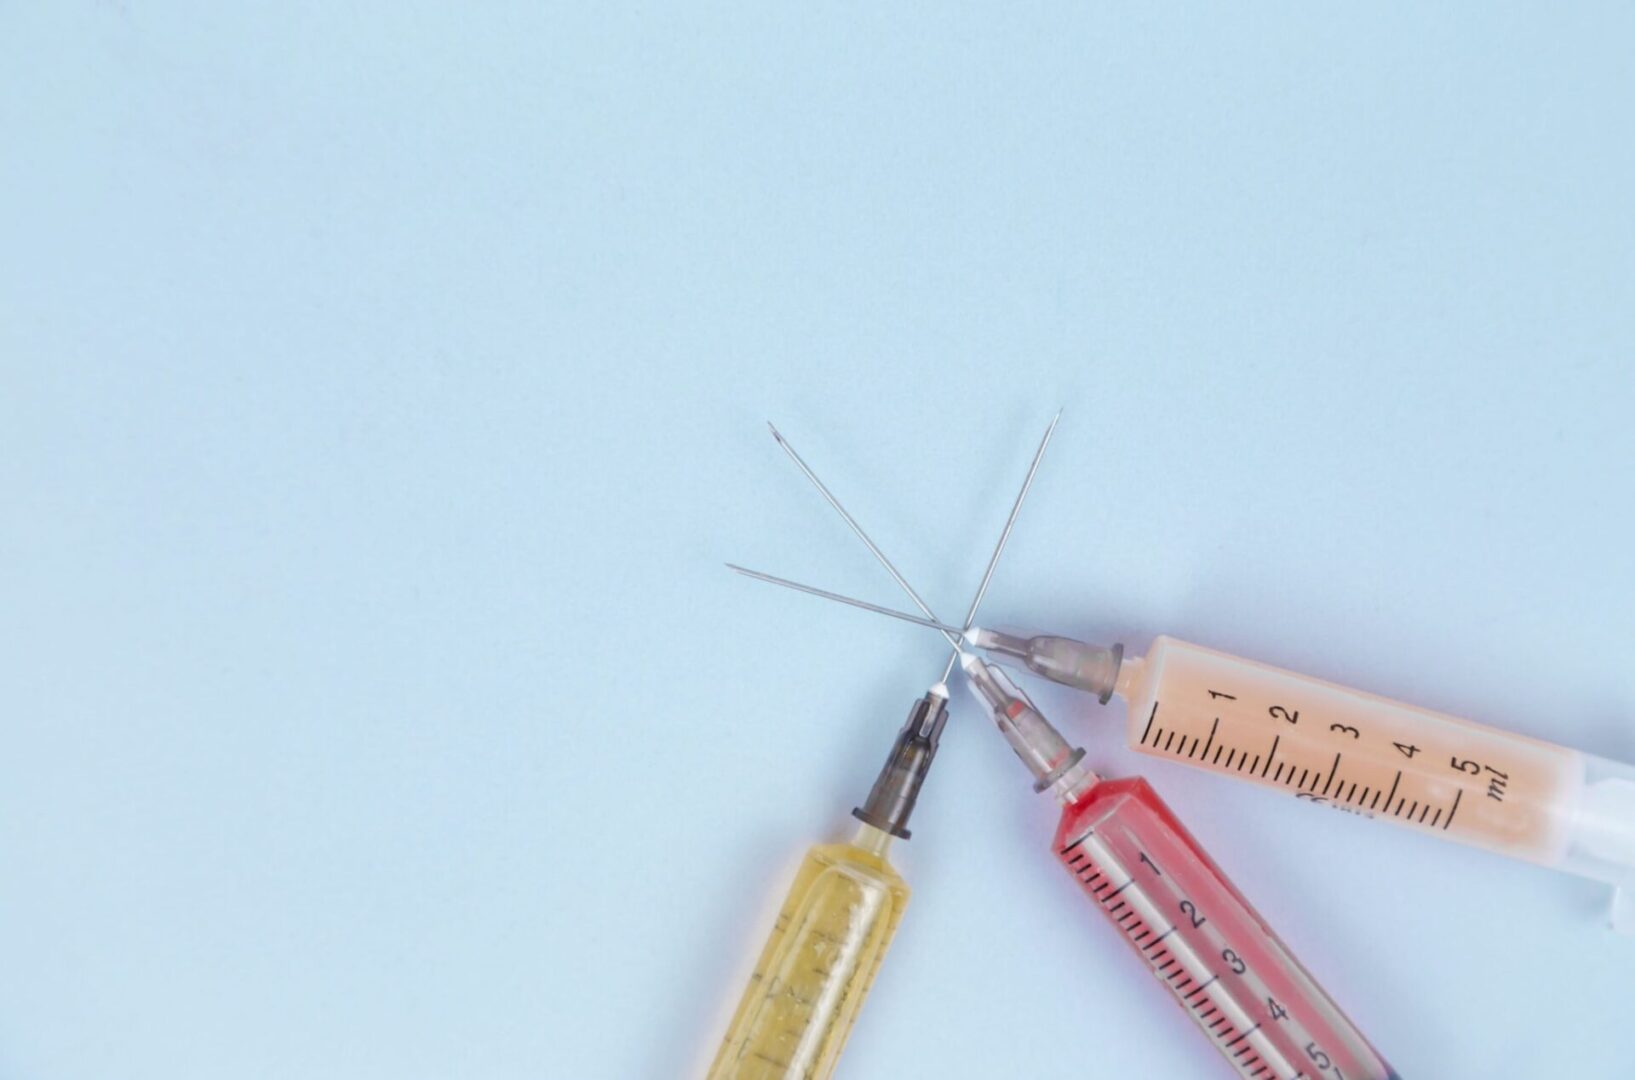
[767,421,960,651]
[726,564,969,637]
[937,409,1059,683]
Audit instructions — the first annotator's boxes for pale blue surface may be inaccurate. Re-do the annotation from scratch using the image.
[3,4,1633,1078]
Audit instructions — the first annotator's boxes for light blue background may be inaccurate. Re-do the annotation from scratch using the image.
[3,4,1633,1078]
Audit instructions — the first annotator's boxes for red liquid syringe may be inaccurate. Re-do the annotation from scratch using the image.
[959,652,1398,1080]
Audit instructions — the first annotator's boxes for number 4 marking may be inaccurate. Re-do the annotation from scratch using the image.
[1394,742,1420,759]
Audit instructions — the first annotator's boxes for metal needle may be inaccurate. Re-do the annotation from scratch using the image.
[938,410,1059,683]
[767,422,960,651]
[726,564,969,637]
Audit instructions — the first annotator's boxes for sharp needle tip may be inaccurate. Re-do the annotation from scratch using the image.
[766,421,784,441]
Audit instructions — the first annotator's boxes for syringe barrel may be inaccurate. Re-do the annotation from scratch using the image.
[1055,775,1396,1080]
[1116,635,1635,926]
[706,826,908,1080]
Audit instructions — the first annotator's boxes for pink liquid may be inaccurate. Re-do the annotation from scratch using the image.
[1054,777,1397,1080]
[1119,636,1581,865]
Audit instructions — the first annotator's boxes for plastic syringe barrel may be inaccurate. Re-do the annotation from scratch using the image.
[985,628,1635,931]
[1115,636,1635,929]
[1054,776,1397,1080]
[705,823,908,1080]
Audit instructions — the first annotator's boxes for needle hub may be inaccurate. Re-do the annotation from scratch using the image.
[852,690,950,839]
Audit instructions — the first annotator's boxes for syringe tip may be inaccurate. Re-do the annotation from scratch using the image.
[929,681,949,699]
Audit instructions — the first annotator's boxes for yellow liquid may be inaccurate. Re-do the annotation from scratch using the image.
[706,824,909,1080]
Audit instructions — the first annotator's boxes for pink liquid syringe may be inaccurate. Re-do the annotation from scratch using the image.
[960,652,1397,1079]
[729,566,1635,933]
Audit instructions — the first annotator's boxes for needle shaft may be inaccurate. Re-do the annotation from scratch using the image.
[727,564,969,637]
[768,423,960,651]
[938,410,1060,683]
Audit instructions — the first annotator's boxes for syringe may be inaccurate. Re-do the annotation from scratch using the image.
[963,652,1398,1080]
[727,571,1635,932]
[702,718,926,1080]
[704,418,1057,1079]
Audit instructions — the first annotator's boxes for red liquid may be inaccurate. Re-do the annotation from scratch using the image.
[1054,777,1396,1080]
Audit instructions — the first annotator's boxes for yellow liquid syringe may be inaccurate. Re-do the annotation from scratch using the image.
[707,823,908,1079]
[704,698,932,1080]
[706,416,1058,1078]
